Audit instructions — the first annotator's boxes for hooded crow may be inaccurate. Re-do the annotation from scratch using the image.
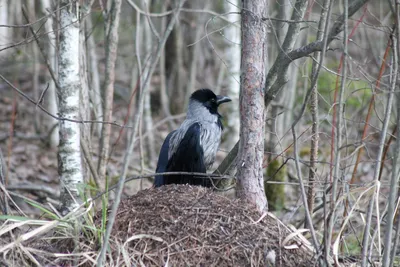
[154,88,231,187]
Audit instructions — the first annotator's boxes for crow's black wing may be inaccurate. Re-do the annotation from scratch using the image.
[154,130,175,187]
[166,122,210,187]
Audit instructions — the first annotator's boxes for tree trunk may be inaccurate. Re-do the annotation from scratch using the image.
[158,0,174,130]
[31,0,41,133]
[86,16,103,137]
[79,18,91,184]
[141,1,156,166]
[97,0,123,185]
[58,1,83,215]
[40,0,59,148]
[224,0,241,151]
[0,0,10,60]
[236,0,268,213]
[306,0,331,227]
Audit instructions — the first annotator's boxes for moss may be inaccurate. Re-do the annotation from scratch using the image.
[265,159,286,211]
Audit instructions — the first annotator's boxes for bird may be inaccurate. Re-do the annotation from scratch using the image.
[154,88,231,187]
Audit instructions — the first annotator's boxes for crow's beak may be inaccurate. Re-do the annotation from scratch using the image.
[216,95,232,105]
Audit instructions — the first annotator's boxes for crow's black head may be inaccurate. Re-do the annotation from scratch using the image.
[190,89,231,115]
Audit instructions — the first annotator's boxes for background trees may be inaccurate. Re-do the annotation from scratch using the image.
[0,0,399,265]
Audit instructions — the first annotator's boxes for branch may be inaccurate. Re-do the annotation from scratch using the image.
[0,74,134,128]
[7,183,60,199]
[387,5,400,267]
[289,0,369,61]
[97,0,123,189]
[21,7,61,91]
[306,0,331,231]
[214,141,239,175]
[290,0,335,256]
[361,33,398,266]
[91,171,235,201]
[216,0,370,183]
[264,0,370,105]
[328,0,349,262]
[262,17,317,24]
[0,147,9,215]
[81,140,101,189]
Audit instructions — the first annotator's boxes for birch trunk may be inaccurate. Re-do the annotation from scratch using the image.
[236,0,268,212]
[58,1,83,214]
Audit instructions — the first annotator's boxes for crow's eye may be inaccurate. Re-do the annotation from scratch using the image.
[210,98,216,103]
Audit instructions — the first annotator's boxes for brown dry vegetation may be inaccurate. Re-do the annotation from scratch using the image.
[1,185,317,266]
